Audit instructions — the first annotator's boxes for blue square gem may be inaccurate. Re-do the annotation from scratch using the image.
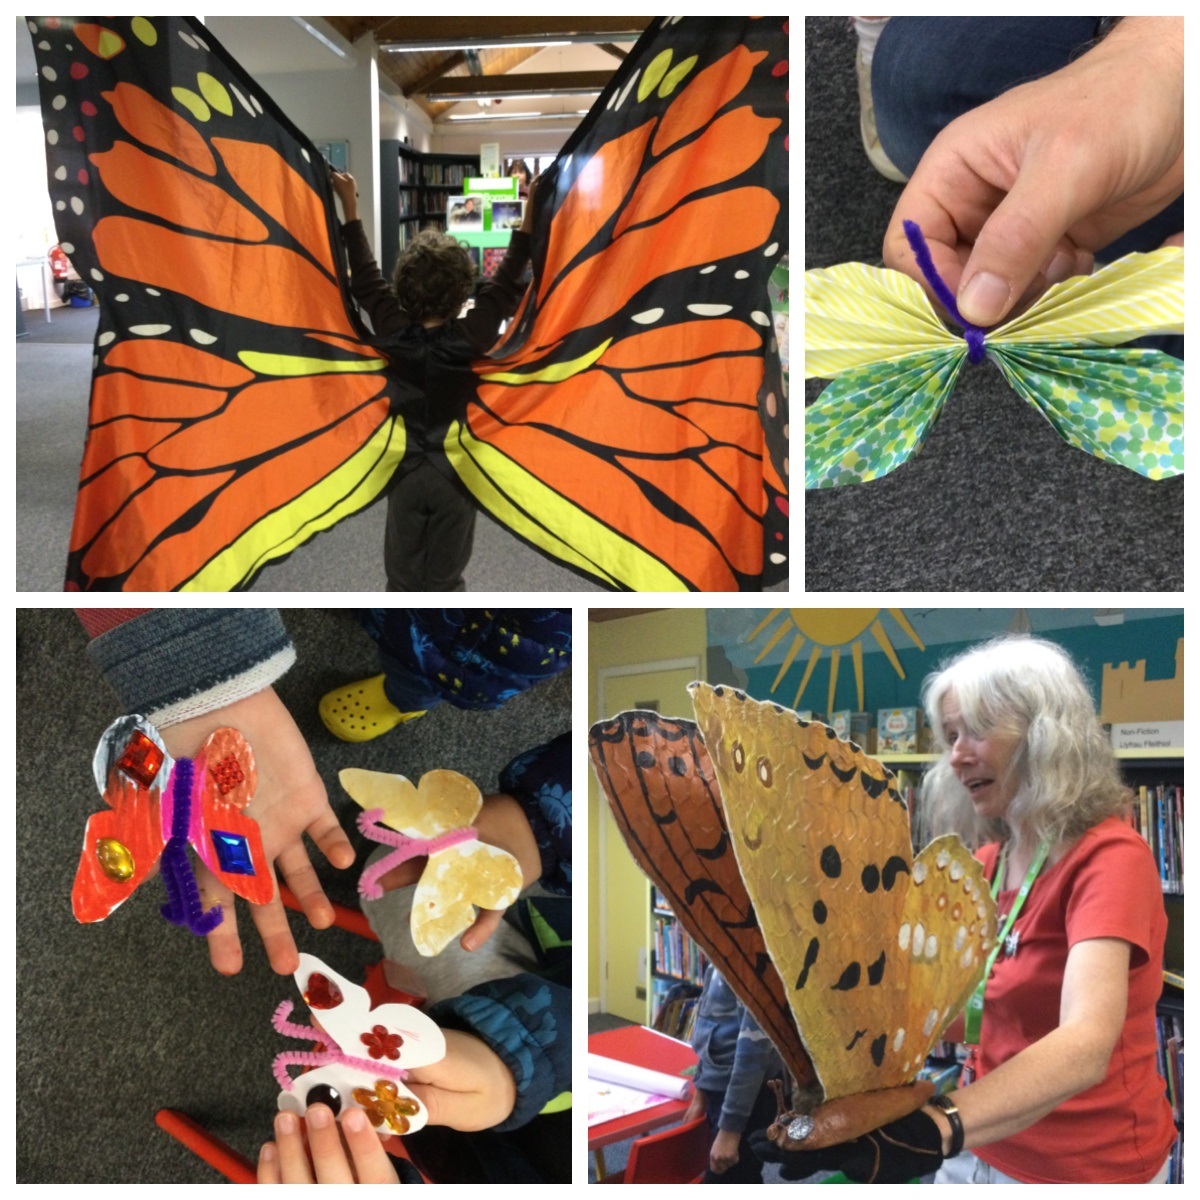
[211,830,255,875]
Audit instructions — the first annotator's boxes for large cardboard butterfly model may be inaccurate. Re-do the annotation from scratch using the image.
[589,682,997,1146]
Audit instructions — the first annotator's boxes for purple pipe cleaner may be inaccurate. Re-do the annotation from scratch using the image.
[903,219,987,364]
[160,757,223,936]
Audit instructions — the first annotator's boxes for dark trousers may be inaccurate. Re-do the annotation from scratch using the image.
[384,460,475,591]
[699,1082,779,1185]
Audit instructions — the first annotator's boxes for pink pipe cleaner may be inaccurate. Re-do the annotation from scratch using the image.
[271,999,409,1091]
[355,808,478,900]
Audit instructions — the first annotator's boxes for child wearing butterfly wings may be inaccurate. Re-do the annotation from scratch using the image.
[756,636,1176,1184]
[329,170,538,592]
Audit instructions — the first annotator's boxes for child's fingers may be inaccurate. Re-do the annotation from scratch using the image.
[273,1110,315,1183]
[276,842,335,930]
[462,907,504,951]
[378,858,424,892]
[257,1141,281,1184]
[196,866,243,976]
[307,809,357,870]
[247,884,302,975]
[302,1104,356,1184]
[341,1108,401,1183]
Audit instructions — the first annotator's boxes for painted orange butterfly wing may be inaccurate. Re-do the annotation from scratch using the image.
[588,710,817,1097]
[30,16,402,590]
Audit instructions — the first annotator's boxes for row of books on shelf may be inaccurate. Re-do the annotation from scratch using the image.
[1158,1008,1184,1124]
[653,914,709,984]
[652,981,701,1041]
[1129,784,1183,893]
[423,162,471,186]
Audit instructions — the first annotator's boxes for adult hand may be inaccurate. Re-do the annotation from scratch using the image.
[750,1107,944,1183]
[330,170,360,222]
[377,791,541,951]
[883,17,1183,327]
[258,1106,400,1184]
[404,1028,518,1131]
[162,687,355,976]
[709,1128,741,1175]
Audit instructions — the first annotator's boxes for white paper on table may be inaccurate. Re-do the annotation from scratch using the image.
[587,1077,676,1128]
[587,1052,691,1100]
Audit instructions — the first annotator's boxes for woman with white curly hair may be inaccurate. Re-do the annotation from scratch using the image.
[911,635,1175,1184]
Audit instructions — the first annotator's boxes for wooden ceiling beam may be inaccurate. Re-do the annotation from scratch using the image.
[417,70,614,98]
[402,52,468,97]
[376,16,649,46]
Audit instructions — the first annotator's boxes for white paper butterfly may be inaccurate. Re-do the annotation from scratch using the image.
[273,954,446,1136]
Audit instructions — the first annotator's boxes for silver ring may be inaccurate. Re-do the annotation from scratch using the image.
[786,1114,815,1142]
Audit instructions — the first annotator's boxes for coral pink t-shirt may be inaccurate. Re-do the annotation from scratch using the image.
[967,818,1175,1183]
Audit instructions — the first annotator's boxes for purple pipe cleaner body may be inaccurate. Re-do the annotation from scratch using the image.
[356,810,479,900]
[159,757,223,936]
[903,219,987,364]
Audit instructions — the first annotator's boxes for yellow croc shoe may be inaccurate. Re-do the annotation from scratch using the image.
[319,674,426,743]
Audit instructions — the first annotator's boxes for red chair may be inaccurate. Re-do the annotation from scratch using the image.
[155,887,430,1182]
[597,1116,710,1184]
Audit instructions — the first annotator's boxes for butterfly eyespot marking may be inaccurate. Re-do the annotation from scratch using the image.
[861,864,880,893]
[898,922,911,950]
[882,856,909,890]
[949,860,964,881]
[936,893,948,910]
[955,926,967,952]
[936,848,950,870]
[911,924,926,956]
[951,902,963,921]
[912,861,927,884]
[812,899,828,924]
[832,961,861,991]
[667,755,688,776]
[635,750,655,769]
[820,844,841,878]
[870,1033,887,1067]
[923,1008,939,1037]
[731,741,745,771]
[756,756,773,786]
[867,951,886,985]
[893,1028,906,1052]
[925,934,938,959]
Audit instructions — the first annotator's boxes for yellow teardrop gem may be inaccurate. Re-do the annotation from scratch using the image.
[96,837,135,881]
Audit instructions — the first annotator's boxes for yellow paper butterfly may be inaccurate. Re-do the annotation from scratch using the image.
[341,768,524,957]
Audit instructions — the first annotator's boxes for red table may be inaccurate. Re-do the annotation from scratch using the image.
[588,1025,698,1177]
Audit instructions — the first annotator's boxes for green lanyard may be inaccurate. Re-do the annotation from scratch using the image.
[962,840,1050,1046]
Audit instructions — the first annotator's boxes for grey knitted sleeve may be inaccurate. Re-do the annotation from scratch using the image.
[86,608,295,727]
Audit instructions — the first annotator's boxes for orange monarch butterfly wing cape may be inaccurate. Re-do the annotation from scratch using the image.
[31,16,788,591]
[457,16,790,590]
[30,16,404,591]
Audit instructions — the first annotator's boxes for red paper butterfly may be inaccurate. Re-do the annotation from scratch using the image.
[31,16,787,591]
[73,714,272,935]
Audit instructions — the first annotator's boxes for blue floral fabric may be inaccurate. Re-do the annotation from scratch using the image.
[359,609,571,712]
[501,733,571,894]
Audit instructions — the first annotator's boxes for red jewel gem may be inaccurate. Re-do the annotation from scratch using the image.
[210,754,246,796]
[117,731,165,788]
[303,972,344,1010]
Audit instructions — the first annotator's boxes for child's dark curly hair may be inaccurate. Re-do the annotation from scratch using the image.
[391,228,476,323]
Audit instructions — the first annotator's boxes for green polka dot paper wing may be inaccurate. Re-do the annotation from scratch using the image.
[805,247,1183,489]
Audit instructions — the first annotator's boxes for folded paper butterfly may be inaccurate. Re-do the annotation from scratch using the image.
[589,682,998,1148]
[805,228,1183,488]
[341,768,524,957]
[72,715,272,934]
[273,954,446,1136]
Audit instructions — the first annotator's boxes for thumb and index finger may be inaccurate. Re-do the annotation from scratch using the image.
[886,151,1096,330]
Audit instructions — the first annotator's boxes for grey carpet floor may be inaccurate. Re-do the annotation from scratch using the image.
[16,608,572,1183]
[803,16,1183,591]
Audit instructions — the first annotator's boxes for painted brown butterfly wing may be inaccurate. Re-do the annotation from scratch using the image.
[588,710,817,1096]
[691,682,996,1103]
